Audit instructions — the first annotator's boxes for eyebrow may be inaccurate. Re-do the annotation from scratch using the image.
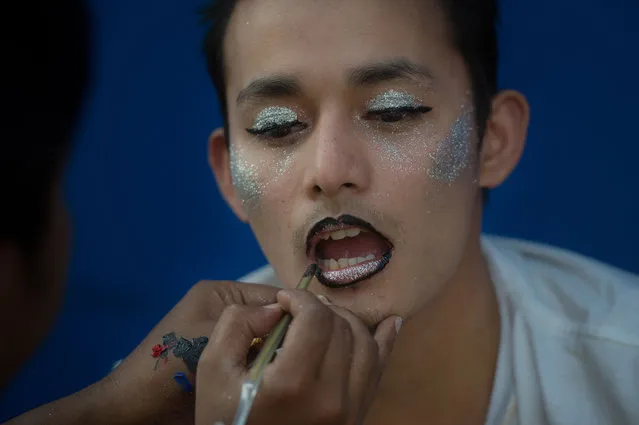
[235,58,434,106]
[236,76,301,106]
[347,58,434,87]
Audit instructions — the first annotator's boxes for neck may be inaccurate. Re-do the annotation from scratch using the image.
[367,223,501,425]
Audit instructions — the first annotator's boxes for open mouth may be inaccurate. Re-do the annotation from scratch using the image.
[306,214,393,288]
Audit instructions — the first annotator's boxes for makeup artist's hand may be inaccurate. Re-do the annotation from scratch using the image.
[195,289,402,425]
[98,280,281,425]
[5,280,282,425]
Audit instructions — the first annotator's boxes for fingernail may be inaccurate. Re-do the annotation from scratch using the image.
[264,303,281,310]
[395,317,403,333]
[316,295,332,305]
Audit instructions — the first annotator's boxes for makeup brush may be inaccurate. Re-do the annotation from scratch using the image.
[227,263,319,425]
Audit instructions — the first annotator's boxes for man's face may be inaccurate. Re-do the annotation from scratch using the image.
[216,0,484,325]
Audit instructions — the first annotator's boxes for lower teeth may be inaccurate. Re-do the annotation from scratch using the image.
[321,254,376,271]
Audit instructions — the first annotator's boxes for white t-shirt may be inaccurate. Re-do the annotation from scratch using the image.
[239,235,639,425]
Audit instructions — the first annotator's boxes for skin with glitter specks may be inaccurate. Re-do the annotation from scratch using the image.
[364,89,475,183]
[232,92,474,213]
[230,106,299,212]
[428,103,475,183]
[229,145,262,211]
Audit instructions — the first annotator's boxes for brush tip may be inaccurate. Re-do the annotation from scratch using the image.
[304,263,319,277]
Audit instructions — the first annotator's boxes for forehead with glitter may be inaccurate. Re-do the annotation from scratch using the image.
[252,106,298,131]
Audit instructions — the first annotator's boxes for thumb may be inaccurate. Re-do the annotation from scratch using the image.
[373,315,402,369]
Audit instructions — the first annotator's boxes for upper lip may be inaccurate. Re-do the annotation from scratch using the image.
[305,214,392,258]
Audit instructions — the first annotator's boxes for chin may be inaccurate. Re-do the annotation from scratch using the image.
[310,279,397,329]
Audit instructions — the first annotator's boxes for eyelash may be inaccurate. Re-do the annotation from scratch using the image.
[245,105,432,140]
[364,105,432,123]
[246,121,308,139]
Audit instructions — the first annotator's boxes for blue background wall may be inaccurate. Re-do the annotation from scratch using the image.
[1,0,638,419]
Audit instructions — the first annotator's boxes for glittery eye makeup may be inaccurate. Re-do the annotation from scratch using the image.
[232,105,302,211]
[364,90,432,123]
[246,106,307,139]
[366,92,475,186]
[368,90,422,111]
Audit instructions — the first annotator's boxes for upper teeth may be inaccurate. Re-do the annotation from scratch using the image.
[321,228,362,241]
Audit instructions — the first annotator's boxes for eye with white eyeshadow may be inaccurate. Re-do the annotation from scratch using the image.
[246,106,308,140]
[364,89,432,123]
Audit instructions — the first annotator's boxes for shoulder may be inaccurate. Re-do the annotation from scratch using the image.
[483,235,639,421]
[482,235,639,346]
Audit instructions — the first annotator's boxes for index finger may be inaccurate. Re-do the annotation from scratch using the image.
[200,304,284,372]
[264,290,335,377]
[201,280,282,306]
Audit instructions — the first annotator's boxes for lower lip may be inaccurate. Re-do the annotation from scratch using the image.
[315,252,392,288]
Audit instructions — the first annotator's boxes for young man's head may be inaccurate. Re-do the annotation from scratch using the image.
[204,0,529,326]
[0,1,90,387]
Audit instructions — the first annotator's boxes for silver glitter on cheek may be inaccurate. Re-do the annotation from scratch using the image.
[367,89,422,111]
[229,145,263,211]
[229,143,298,213]
[366,119,435,176]
[252,106,297,131]
[427,104,475,183]
[362,90,436,176]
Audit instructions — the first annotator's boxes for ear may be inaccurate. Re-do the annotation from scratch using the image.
[478,90,530,189]
[208,128,249,222]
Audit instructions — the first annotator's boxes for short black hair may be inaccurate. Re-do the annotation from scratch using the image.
[202,0,496,198]
[0,1,91,254]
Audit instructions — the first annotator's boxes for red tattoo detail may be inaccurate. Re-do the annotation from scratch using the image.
[152,344,168,358]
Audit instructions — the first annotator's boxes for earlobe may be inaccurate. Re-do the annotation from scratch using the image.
[208,129,249,222]
[478,90,530,189]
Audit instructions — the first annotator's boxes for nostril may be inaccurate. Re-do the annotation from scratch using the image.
[311,182,355,195]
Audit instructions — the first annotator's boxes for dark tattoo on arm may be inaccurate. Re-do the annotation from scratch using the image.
[151,332,209,374]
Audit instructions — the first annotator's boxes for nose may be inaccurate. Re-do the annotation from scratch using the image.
[303,110,372,200]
